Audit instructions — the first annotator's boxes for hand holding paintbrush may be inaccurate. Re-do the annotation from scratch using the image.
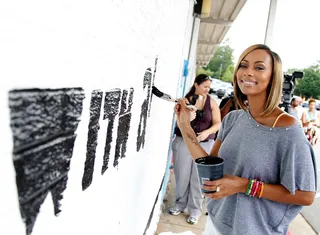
[151,86,197,111]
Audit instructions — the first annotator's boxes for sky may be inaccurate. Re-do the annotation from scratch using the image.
[223,0,320,71]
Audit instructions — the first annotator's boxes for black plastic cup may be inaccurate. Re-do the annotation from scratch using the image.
[195,156,224,194]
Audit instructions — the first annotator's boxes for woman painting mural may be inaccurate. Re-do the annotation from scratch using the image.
[175,44,317,235]
[170,74,221,225]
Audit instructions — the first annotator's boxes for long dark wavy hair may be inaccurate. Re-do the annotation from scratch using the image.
[185,74,212,98]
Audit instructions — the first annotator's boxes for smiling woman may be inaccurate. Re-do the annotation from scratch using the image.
[233,45,283,117]
[175,44,317,235]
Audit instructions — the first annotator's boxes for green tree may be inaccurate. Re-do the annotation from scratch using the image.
[221,64,234,82]
[196,67,214,77]
[293,61,320,99]
[205,44,234,79]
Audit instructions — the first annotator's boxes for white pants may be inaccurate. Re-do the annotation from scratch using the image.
[172,136,214,218]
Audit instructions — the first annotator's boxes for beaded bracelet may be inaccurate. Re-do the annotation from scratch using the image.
[246,178,265,198]
[246,178,257,197]
[250,179,258,197]
[245,178,255,196]
[258,182,265,198]
[252,181,260,197]
[255,181,262,197]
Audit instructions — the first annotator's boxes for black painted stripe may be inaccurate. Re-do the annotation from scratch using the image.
[82,90,103,191]
[101,89,121,174]
[113,88,134,167]
[143,174,165,235]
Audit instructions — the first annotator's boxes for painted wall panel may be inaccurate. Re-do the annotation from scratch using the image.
[0,0,194,234]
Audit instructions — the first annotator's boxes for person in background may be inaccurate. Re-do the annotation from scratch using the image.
[302,98,320,146]
[289,97,304,126]
[169,74,221,225]
[175,44,317,235]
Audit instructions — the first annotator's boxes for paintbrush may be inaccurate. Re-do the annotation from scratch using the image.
[151,86,197,111]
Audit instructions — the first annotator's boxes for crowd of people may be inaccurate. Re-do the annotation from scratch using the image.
[289,97,320,146]
[169,44,317,235]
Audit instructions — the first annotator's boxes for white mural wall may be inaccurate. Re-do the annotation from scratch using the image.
[0,0,195,234]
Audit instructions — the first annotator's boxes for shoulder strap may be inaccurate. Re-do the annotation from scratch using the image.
[272,112,287,127]
[205,94,211,107]
[220,98,233,120]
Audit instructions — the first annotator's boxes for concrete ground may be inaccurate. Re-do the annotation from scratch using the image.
[155,171,318,235]
[300,140,320,234]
